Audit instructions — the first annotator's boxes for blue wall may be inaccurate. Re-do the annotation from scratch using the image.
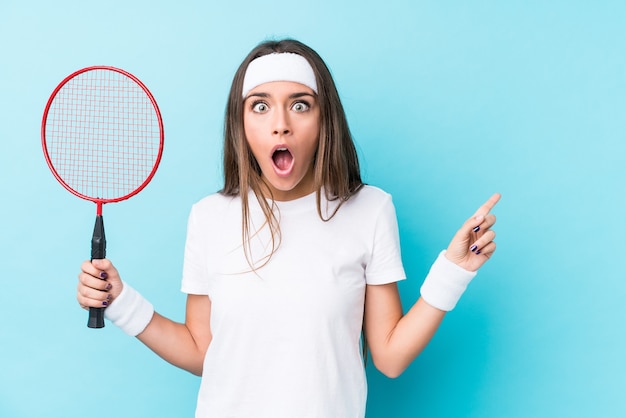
[1,1,624,416]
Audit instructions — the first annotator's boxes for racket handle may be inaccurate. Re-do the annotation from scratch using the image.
[91,215,106,260]
[88,307,105,328]
[88,215,107,329]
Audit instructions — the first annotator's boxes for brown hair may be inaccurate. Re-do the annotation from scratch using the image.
[220,38,363,268]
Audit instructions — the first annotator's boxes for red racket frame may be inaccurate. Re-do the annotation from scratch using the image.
[41,66,165,216]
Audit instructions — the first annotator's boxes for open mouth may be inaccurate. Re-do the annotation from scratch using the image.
[272,147,294,174]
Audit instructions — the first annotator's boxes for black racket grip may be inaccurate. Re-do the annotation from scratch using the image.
[88,215,106,328]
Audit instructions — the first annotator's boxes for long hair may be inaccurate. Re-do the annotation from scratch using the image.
[220,39,363,268]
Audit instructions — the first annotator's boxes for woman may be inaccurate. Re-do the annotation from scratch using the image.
[77,38,499,417]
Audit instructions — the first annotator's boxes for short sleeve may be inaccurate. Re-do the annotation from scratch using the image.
[181,204,210,295]
[365,195,406,285]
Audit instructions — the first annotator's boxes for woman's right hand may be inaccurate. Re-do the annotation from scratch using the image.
[77,259,124,310]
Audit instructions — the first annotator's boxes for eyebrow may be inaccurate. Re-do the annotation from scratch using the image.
[245,92,316,100]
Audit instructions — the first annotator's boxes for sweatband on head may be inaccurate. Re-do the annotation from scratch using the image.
[420,250,477,311]
[242,52,318,98]
[104,280,154,336]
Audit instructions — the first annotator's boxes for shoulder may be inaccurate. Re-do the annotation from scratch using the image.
[193,192,238,210]
[189,192,240,220]
[348,185,394,208]
[356,185,392,200]
[330,185,396,221]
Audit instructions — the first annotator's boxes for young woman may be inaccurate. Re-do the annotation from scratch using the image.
[77,39,499,417]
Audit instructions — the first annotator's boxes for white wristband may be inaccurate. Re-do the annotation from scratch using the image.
[420,250,477,311]
[104,281,154,336]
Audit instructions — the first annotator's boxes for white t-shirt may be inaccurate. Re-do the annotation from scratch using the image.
[181,185,406,418]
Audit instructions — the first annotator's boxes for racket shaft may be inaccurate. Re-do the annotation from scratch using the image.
[88,215,106,328]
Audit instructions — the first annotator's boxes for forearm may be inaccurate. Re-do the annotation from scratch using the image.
[137,312,207,376]
[374,298,445,377]
[366,252,476,377]
[104,282,210,376]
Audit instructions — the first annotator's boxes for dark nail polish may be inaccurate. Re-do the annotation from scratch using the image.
[476,250,481,255]
[100,271,108,279]
[470,245,478,252]
[105,283,112,291]
[102,300,109,306]
[473,226,480,233]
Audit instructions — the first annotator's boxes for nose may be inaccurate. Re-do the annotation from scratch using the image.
[272,108,291,136]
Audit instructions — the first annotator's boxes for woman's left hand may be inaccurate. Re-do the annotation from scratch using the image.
[445,193,501,272]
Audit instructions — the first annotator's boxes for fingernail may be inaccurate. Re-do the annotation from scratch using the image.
[106,294,112,301]
[470,245,478,252]
[473,225,480,233]
[105,283,112,291]
[102,300,109,306]
[100,271,108,279]
[476,250,482,255]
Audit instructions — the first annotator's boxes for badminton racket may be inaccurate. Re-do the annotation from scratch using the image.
[41,66,164,328]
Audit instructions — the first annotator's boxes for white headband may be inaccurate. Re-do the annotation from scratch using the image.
[242,52,318,98]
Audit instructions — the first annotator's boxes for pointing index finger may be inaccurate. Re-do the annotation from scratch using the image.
[474,193,501,219]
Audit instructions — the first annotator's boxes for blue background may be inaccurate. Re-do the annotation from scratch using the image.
[1,0,624,417]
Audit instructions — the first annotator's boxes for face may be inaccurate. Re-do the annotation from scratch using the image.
[243,81,320,201]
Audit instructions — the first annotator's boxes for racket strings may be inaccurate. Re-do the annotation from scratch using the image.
[44,69,161,200]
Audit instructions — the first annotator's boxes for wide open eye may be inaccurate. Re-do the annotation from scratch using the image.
[291,101,310,113]
[251,101,269,113]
